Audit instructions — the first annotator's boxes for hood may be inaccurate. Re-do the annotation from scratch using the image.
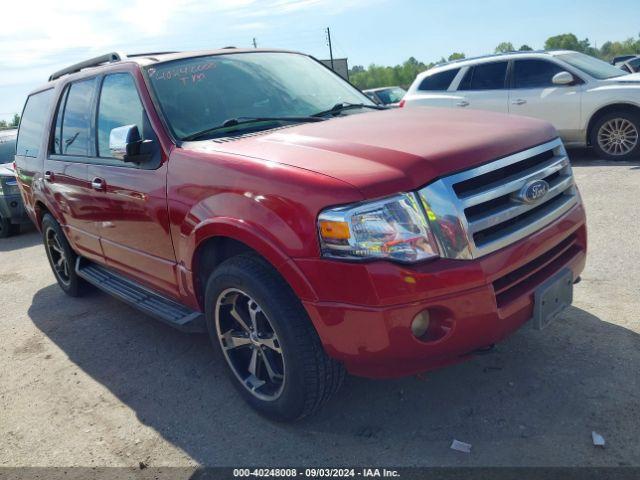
[603,72,640,84]
[185,108,557,198]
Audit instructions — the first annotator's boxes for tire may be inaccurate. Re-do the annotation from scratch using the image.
[0,216,12,238]
[204,254,345,421]
[42,214,87,297]
[591,111,640,161]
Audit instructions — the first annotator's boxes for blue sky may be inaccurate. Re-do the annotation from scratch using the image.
[1,0,639,121]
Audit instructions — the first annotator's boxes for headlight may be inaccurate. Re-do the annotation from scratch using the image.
[318,193,439,263]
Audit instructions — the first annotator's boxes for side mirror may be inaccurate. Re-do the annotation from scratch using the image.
[109,125,153,162]
[552,71,574,86]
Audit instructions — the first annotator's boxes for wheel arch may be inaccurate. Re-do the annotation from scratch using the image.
[33,200,54,230]
[586,102,640,145]
[189,220,318,311]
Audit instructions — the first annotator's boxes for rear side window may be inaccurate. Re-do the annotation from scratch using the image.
[55,78,98,156]
[418,68,459,91]
[16,89,54,157]
[513,60,565,89]
[97,74,146,158]
[459,62,508,90]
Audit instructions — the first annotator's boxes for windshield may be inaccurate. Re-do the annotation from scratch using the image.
[146,52,373,139]
[375,87,406,105]
[555,52,628,80]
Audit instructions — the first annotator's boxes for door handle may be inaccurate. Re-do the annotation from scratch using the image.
[91,177,106,191]
[44,171,53,182]
[512,99,527,105]
[456,100,470,107]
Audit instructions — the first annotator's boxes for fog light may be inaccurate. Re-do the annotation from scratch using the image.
[411,310,431,338]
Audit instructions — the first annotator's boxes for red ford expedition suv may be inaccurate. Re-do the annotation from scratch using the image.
[15,49,586,421]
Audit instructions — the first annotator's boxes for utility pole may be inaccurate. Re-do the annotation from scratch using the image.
[252,37,258,48]
[326,27,334,70]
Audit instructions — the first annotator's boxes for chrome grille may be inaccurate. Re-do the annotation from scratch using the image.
[418,138,579,259]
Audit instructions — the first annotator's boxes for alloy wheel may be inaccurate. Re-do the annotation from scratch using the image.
[597,118,639,156]
[215,288,285,401]
[46,227,71,286]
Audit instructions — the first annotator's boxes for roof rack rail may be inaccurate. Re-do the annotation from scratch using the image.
[434,50,548,68]
[127,51,178,58]
[49,52,125,81]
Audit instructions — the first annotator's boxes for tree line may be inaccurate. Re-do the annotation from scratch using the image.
[0,114,20,130]
[349,33,640,90]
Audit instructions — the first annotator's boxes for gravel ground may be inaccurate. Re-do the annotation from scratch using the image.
[0,149,638,468]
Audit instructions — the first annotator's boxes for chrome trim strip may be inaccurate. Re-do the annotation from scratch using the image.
[459,155,569,208]
[473,194,578,253]
[467,175,574,233]
[419,138,579,259]
[442,138,564,185]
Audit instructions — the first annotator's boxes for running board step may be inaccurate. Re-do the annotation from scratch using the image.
[76,257,206,333]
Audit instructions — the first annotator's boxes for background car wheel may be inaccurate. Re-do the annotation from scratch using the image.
[42,214,87,297]
[0,216,12,238]
[204,254,345,421]
[591,111,640,161]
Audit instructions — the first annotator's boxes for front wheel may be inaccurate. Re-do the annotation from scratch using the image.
[591,111,640,161]
[204,254,345,421]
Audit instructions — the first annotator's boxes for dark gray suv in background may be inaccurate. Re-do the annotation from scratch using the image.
[0,129,30,237]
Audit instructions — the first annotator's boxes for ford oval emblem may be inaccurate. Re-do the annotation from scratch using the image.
[514,179,549,204]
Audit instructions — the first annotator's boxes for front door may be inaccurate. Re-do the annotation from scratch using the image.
[508,59,583,142]
[86,72,178,297]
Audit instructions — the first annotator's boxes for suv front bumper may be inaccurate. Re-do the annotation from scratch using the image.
[296,203,587,378]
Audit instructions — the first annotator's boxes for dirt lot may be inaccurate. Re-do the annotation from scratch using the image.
[0,150,638,468]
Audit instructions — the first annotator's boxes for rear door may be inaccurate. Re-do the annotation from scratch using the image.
[508,59,583,141]
[405,68,460,108]
[14,89,54,220]
[452,61,509,112]
[86,71,177,297]
[45,77,104,262]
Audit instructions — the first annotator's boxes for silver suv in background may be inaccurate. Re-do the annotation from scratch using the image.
[403,50,640,160]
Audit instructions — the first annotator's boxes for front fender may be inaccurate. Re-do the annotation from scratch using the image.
[179,202,319,304]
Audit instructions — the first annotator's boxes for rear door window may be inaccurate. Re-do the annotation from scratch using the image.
[459,62,508,90]
[513,60,565,88]
[16,89,54,157]
[418,68,459,91]
[58,78,98,156]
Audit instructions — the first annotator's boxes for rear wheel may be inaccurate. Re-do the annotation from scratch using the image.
[591,111,640,160]
[204,254,345,421]
[42,214,87,297]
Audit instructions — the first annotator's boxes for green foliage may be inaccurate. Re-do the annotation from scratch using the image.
[518,44,533,51]
[543,33,597,56]
[0,114,20,130]
[600,37,640,60]
[495,42,515,53]
[349,33,640,90]
[350,56,437,90]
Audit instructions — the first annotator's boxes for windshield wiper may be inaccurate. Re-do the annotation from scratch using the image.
[312,102,386,118]
[182,116,324,141]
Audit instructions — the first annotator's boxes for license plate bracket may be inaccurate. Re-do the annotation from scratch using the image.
[532,268,573,330]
